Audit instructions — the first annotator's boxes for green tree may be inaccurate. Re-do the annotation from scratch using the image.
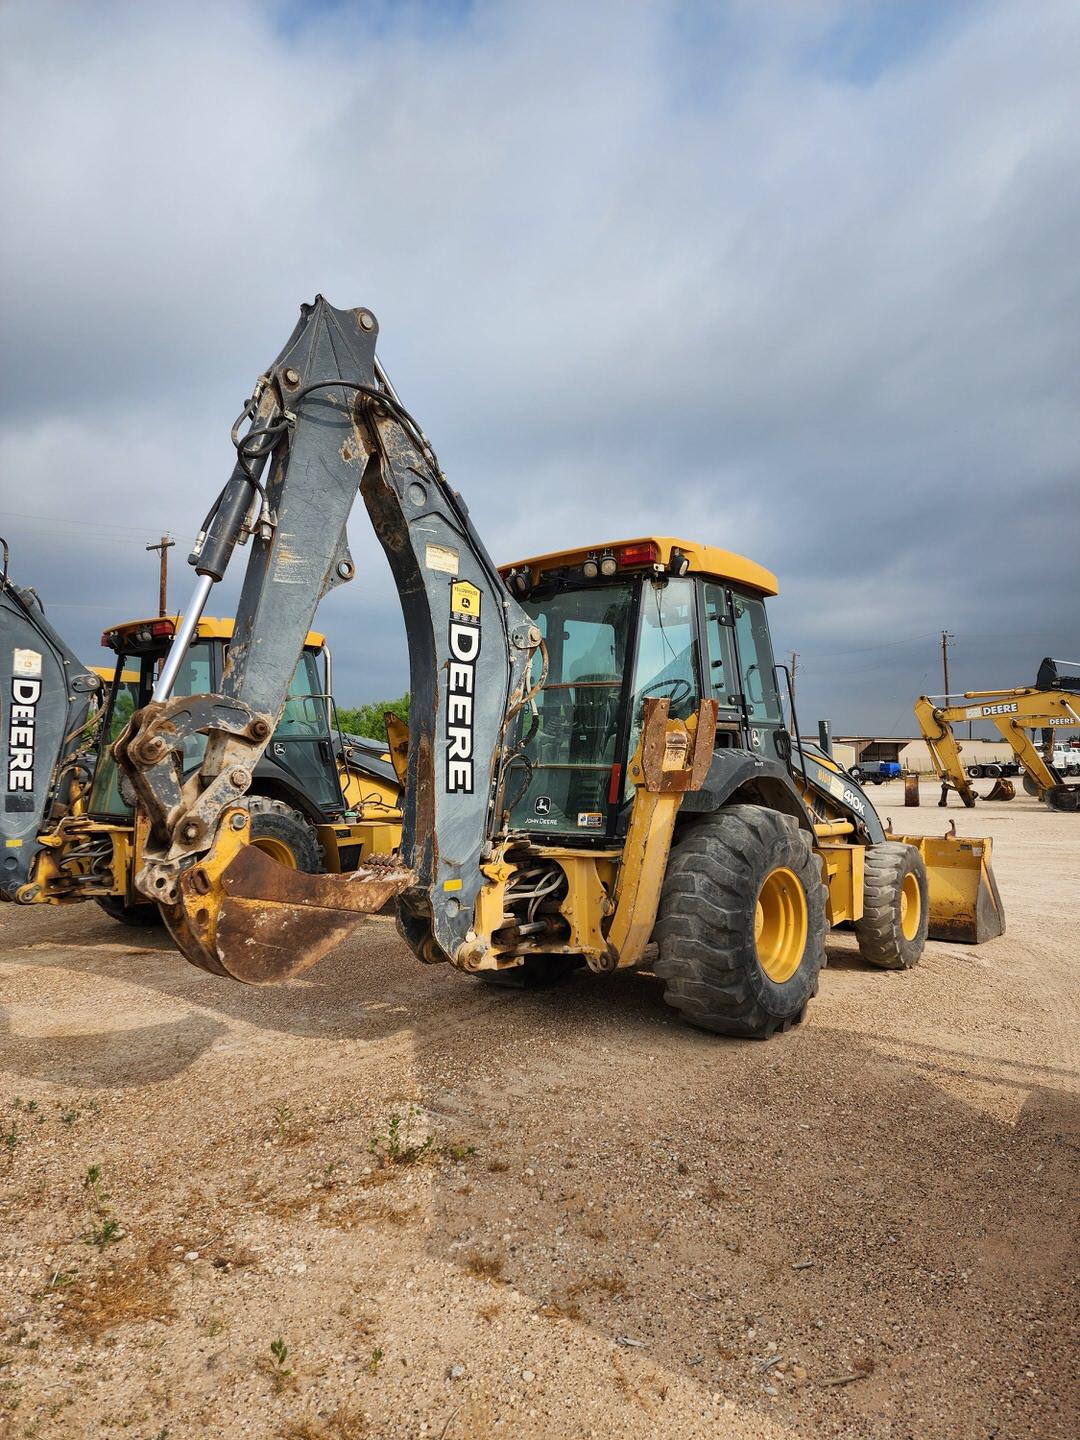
[336,692,409,742]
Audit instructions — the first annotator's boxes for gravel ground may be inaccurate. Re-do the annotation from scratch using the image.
[0,780,1076,1439]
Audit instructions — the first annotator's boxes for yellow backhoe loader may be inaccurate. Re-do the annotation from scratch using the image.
[0,578,400,923]
[64,299,1003,1037]
[915,659,1080,813]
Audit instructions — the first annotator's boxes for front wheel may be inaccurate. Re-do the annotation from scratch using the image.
[244,795,323,872]
[853,842,928,969]
[96,896,162,928]
[653,805,828,1038]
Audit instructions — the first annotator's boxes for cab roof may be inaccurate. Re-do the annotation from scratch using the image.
[101,616,325,649]
[499,536,778,596]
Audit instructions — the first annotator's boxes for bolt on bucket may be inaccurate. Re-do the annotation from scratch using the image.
[892,830,1005,944]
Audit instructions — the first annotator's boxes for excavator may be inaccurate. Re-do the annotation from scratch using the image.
[0,556,401,921]
[915,660,1080,812]
[7,299,1005,1037]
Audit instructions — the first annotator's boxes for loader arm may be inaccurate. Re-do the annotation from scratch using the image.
[915,687,1080,811]
[114,299,541,980]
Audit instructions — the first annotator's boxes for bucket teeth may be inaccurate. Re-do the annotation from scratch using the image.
[163,843,414,983]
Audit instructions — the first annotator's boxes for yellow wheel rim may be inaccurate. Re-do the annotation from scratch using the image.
[251,836,298,869]
[899,871,921,941]
[754,866,808,983]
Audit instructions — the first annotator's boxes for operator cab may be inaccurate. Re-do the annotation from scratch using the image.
[499,537,784,841]
[89,616,340,819]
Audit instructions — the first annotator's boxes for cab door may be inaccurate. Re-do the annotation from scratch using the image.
[711,586,786,765]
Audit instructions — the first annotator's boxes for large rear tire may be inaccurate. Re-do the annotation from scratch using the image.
[653,805,828,1038]
[853,842,927,969]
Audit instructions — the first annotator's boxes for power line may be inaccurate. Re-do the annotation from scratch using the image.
[798,630,941,659]
[2,510,185,538]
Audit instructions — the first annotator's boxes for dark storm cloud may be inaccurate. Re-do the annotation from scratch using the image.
[1,0,1078,731]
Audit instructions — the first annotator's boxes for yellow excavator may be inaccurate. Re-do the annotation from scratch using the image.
[915,659,1080,812]
[0,573,400,923]
[13,299,1004,1038]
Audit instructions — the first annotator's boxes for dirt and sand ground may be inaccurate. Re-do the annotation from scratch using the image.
[0,779,1077,1439]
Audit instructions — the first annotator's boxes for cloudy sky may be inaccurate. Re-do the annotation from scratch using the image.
[2,0,1078,736]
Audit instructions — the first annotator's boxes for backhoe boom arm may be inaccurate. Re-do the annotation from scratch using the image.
[115,299,541,978]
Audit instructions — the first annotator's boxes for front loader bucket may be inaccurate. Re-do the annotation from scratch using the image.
[984,778,1015,801]
[894,831,1005,944]
[158,811,414,982]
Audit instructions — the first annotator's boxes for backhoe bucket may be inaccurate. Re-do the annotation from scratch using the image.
[894,831,1005,944]
[983,778,1015,801]
[158,810,414,982]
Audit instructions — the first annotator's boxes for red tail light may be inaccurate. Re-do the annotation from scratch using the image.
[150,620,175,638]
[617,542,658,568]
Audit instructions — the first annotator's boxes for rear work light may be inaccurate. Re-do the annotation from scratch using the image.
[617,541,659,568]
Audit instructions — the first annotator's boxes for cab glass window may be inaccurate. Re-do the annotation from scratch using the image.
[732,593,781,722]
[702,583,739,710]
[276,650,331,737]
[87,642,212,816]
[622,577,700,797]
[506,583,635,832]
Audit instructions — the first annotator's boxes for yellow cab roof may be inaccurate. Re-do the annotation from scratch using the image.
[500,536,778,596]
[91,664,139,683]
[103,616,326,648]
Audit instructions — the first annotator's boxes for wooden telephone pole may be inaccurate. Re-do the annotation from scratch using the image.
[940,630,953,697]
[146,535,175,617]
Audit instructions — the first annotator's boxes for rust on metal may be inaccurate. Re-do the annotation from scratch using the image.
[208,845,415,983]
[639,698,718,793]
[983,777,1015,801]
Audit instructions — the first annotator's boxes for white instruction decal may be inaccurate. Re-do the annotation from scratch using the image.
[426,543,459,575]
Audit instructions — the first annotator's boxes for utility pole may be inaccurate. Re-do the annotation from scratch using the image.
[940,630,953,698]
[146,535,175,617]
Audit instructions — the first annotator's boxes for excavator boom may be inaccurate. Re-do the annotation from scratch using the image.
[915,668,1080,812]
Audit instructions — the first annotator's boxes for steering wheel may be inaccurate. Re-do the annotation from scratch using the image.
[640,678,693,706]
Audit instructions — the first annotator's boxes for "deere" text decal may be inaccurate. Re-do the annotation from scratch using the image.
[7,649,43,794]
[446,581,481,793]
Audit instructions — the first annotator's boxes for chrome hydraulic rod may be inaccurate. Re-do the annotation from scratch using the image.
[151,573,215,702]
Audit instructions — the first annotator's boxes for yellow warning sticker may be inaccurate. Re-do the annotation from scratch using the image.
[450,580,481,619]
[442,877,463,892]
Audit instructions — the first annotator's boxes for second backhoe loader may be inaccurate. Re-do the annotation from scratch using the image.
[0,563,401,921]
[107,298,1003,1037]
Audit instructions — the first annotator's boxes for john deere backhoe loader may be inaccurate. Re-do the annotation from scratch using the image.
[94,300,1003,1034]
[915,660,1080,812]
[0,559,401,921]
